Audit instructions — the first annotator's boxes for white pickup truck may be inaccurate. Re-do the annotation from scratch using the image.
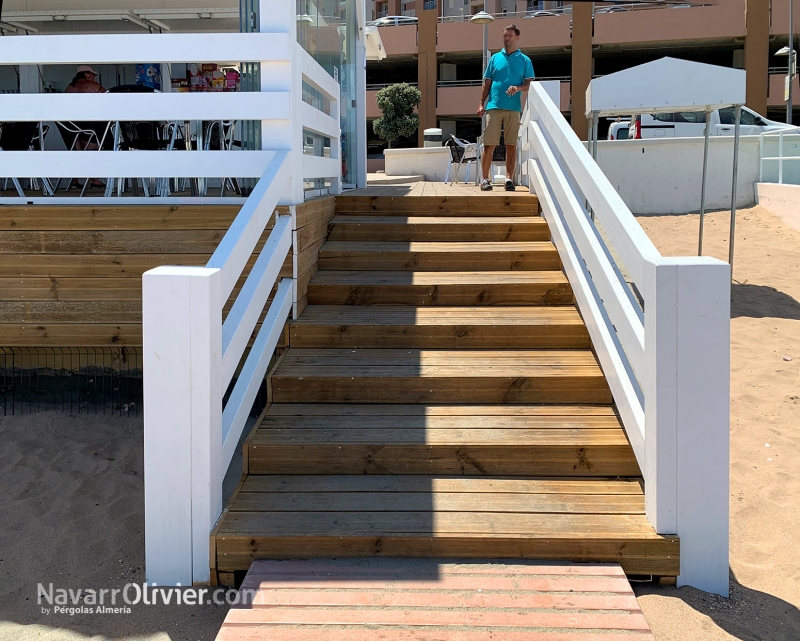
[628,107,793,139]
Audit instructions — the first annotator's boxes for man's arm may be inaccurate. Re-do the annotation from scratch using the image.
[477,77,492,117]
[505,78,533,97]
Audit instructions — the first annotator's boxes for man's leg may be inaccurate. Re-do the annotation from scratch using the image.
[481,145,496,182]
[505,145,517,181]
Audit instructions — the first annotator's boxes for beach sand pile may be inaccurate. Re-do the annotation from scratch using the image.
[0,204,797,640]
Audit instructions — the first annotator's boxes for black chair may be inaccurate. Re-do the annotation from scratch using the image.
[0,122,54,196]
[445,135,478,185]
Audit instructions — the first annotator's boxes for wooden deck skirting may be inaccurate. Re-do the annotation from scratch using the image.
[0,197,334,349]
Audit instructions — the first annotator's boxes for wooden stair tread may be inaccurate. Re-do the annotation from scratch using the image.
[327,215,550,242]
[239,475,643,494]
[294,305,585,325]
[331,215,546,225]
[320,241,556,252]
[277,348,601,366]
[334,195,539,216]
[310,270,568,285]
[265,404,619,417]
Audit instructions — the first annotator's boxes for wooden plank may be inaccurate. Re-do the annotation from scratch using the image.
[0,253,214,277]
[277,348,601,366]
[290,305,589,348]
[239,476,644,495]
[264,404,619,417]
[0,300,141,323]
[229,491,644,514]
[0,230,232,254]
[0,277,144,301]
[295,196,336,229]
[218,630,654,641]
[0,323,142,346]
[296,216,333,253]
[0,204,240,230]
[318,241,561,271]
[307,270,573,306]
[327,215,549,242]
[335,195,539,216]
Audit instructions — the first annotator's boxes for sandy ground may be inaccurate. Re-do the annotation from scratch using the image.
[0,412,249,641]
[632,205,800,640]
[0,204,798,640]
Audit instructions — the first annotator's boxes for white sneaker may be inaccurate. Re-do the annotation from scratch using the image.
[480,179,493,191]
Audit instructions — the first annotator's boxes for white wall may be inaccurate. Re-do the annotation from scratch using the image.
[385,146,452,182]
[593,136,759,215]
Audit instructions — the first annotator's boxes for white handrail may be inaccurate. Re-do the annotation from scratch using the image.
[522,82,730,596]
[759,125,800,184]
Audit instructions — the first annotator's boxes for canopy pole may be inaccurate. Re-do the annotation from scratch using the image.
[729,104,742,272]
[698,106,712,256]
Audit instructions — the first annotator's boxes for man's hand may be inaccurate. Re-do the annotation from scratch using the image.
[506,85,520,97]
[477,104,486,117]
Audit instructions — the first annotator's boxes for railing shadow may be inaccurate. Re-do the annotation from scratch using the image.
[634,569,800,640]
[731,282,800,320]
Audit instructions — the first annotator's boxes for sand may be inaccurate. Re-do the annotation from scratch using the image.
[0,204,798,640]
[632,205,800,640]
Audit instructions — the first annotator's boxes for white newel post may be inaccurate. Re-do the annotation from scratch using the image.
[645,257,731,596]
[144,266,222,586]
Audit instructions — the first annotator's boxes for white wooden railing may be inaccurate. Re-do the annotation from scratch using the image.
[519,83,730,596]
[0,31,340,203]
[0,7,342,585]
[759,125,800,185]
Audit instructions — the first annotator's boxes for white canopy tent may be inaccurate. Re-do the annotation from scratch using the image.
[584,57,746,269]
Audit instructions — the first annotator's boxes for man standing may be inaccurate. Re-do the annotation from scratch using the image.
[477,25,534,191]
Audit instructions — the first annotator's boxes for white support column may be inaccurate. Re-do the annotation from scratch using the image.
[643,259,679,536]
[143,266,222,586]
[644,257,730,596]
[18,65,42,94]
[356,0,368,189]
[673,257,731,596]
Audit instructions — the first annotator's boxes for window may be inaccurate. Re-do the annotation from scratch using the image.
[674,112,706,124]
[652,113,674,123]
[719,107,757,126]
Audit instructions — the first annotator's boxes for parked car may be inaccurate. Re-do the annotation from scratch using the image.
[608,120,630,140]
[627,107,792,139]
[372,15,418,27]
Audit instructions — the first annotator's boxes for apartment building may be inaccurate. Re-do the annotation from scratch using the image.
[366,0,797,161]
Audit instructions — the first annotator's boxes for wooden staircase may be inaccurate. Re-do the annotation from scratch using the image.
[210,195,679,585]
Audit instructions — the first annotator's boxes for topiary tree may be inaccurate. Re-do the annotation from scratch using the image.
[373,83,421,149]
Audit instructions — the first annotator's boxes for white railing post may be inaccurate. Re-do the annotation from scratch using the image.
[143,266,222,586]
[644,257,730,595]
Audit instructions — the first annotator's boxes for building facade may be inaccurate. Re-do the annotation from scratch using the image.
[365,0,798,165]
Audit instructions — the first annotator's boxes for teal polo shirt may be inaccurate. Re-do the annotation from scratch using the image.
[484,49,535,113]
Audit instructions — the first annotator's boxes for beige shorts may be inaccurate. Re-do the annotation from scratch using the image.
[484,109,521,146]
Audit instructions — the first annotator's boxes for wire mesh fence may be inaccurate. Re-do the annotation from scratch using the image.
[0,347,143,417]
[0,347,271,420]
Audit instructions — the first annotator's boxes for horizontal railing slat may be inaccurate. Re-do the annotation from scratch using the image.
[530,158,645,463]
[529,85,659,287]
[300,100,341,140]
[0,91,291,122]
[207,150,291,300]
[530,121,645,379]
[0,150,283,179]
[221,214,292,389]
[0,32,292,65]
[303,155,341,180]
[220,277,293,471]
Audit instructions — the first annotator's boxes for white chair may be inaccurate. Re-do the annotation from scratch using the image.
[444,135,478,185]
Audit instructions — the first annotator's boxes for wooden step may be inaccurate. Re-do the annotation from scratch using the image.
[270,349,612,404]
[307,271,573,306]
[289,305,590,348]
[214,559,657,640]
[327,215,550,242]
[335,195,539,216]
[211,476,679,576]
[318,241,561,271]
[247,403,637,476]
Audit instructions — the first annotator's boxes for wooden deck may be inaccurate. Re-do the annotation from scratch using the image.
[215,559,656,640]
[351,181,540,198]
[211,191,679,582]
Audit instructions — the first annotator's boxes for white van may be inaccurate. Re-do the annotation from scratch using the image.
[628,107,792,139]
